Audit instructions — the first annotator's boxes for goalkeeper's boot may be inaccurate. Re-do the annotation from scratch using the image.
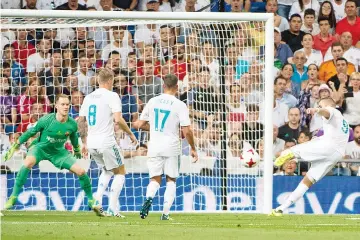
[88,199,105,217]
[4,196,17,210]
[160,214,173,221]
[140,198,152,219]
[274,149,295,167]
[106,209,125,218]
[268,209,283,217]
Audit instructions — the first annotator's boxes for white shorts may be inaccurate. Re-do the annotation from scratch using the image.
[291,139,343,182]
[89,145,124,171]
[147,156,180,179]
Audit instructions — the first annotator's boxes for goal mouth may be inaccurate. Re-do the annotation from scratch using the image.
[0,9,274,213]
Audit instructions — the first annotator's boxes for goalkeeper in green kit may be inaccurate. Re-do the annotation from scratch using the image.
[3,94,104,216]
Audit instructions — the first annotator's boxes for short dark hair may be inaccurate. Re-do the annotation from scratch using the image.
[108,51,120,59]
[317,16,330,25]
[319,97,336,107]
[331,42,343,50]
[346,0,357,6]
[302,33,313,41]
[1,62,10,69]
[199,66,210,73]
[274,75,286,85]
[304,8,316,17]
[163,74,178,89]
[3,44,13,51]
[55,94,70,103]
[289,14,302,21]
[335,57,348,65]
[247,104,260,112]
[299,130,311,139]
[51,49,61,55]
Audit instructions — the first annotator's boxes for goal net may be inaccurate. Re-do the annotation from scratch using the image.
[0,11,274,213]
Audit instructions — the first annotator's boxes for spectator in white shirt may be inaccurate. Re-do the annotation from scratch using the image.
[331,0,346,22]
[273,125,286,157]
[0,0,21,9]
[27,38,51,76]
[342,72,360,128]
[134,24,160,49]
[200,41,220,88]
[300,9,320,35]
[266,0,290,32]
[345,125,360,175]
[159,0,176,12]
[260,97,289,128]
[295,33,323,67]
[324,32,360,71]
[273,159,297,175]
[74,52,95,95]
[101,26,133,67]
[289,0,320,20]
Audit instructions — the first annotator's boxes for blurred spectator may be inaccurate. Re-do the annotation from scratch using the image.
[2,44,26,92]
[319,1,337,32]
[313,17,337,57]
[101,26,133,67]
[274,159,297,175]
[241,104,264,148]
[156,25,175,63]
[284,139,296,149]
[113,0,137,10]
[274,27,293,65]
[327,57,351,93]
[61,47,77,77]
[27,38,51,76]
[278,107,302,141]
[266,0,289,32]
[74,52,95,95]
[61,75,79,95]
[277,0,296,19]
[300,9,320,35]
[56,0,88,10]
[290,51,308,97]
[336,0,360,48]
[274,76,297,108]
[0,77,17,126]
[158,0,177,12]
[319,42,356,82]
[281,14,306,53]
[259,95,289,128]
[173,42,187,80]
[105,51,121,70]
[345,125,360,175]
[17,103,44,133]
[39,49,62,104]
[12,29,36,71]
[342,72,360,128]
[123,144,148,158]
[188,67,218,129]
[296,33,323,67]
[69,90,84,119]
[324,32,360,70]
[273,125,285,157]
[43,29,61,52]
[22,0,37,9]
[145,0,160,11]
[233,28,257,63]
[227,84,246,123]
[17,77,51,122]
[0,125,10,156]
[113,70,138,126]
[134,24,159,49]
[331,0,347,22]
[197,122,222,157]
[230,0,251,13]
[297,130,311,144]
[227,132,242,158]
[200,41,219,87]
[289,0,320,20]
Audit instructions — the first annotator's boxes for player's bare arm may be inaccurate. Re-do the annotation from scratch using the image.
[133,120,150,131]
[114,112,137,145]
[77,116,88,145]
[181,125,198,162]
[306,108,331,119]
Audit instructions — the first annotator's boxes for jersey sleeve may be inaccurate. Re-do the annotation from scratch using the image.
[79,97,88,117]
[109,92,122,113]
[323,107,335,122]
[140,99,151,121]
[18,114,50,144]
[179,102,191,127]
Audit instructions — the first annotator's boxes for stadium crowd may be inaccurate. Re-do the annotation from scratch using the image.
[0,0,360,176]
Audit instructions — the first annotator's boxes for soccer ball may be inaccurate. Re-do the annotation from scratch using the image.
[241,148,260,168]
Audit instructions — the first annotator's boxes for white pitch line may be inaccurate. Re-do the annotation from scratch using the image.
[345,218,360,220]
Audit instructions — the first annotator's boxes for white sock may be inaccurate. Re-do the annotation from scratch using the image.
[96,170,113,205]
[146,181,160,199]
[163,181,176,215]
[108,174,125,213]
[276,183,309,212]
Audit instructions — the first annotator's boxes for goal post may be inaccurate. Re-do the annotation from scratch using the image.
[0,10,274,214]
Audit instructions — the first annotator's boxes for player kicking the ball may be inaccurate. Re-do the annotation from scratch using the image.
[3,94,104,216]
[78,68,137,218]
[270,97,349,216]
[133,74,198,220]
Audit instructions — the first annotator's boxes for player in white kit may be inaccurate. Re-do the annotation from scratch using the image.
[270,97,350,216]
[133,74,198,220]
[77,68,137,217]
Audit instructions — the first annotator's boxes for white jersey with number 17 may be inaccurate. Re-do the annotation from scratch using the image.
[140,94,191,157]
[79,88,122,149]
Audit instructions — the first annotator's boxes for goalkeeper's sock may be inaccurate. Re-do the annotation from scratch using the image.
[162,181,176,215]
[146,180,160,199]
[79,174,94,200]
[12,166,31,197]
[108,174,125,213]
[276,182,309,212]
[96,170,113,205]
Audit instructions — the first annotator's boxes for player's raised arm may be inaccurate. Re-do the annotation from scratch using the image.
[306,97,336,119]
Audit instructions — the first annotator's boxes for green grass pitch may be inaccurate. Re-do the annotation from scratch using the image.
[1,211,360,240]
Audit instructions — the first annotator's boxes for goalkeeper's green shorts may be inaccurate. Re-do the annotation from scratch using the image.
[27,146,77,170]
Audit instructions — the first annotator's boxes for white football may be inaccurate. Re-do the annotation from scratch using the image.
[241,148,260,168]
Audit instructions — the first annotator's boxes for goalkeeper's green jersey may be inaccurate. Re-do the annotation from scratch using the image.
[18,113,79,152]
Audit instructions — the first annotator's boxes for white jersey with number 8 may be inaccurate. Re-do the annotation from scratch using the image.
[140,94,191,157]
[79,88,122,149]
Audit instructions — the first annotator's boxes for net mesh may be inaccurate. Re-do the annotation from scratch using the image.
[0,17,267,212]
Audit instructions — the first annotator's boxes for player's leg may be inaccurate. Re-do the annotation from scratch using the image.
[161,156,180,220]
[5,148,42,209]
[140,157,163,219]
[271,152,341,216]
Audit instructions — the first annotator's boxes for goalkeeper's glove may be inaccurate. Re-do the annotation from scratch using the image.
[73,145,82,159]
[3,143,20,162]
